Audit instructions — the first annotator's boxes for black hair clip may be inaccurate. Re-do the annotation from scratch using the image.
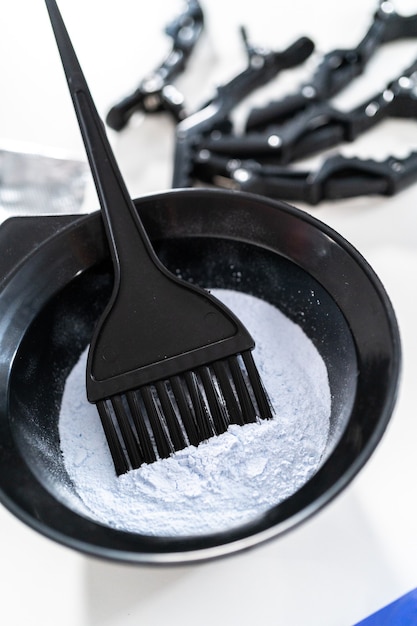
[172,29,314,187]
[106,0,204,130]
[245,0,417,131]
[192,150,417,205]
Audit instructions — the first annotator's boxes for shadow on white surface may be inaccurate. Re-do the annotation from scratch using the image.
[82,488,402,626]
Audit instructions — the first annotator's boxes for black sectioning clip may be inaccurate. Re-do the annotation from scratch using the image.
[106,0,204,130]
[193,150,417,205]
[245,0,417,131]
[172,29,314,187]
[192,55,417,202]
[190,2,417,204]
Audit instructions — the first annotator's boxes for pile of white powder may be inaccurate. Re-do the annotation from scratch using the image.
[59,289,331,536]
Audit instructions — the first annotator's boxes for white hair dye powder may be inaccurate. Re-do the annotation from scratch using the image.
[59,289,331,536]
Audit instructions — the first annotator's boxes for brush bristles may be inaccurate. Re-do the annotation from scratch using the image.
[96,351,273,475]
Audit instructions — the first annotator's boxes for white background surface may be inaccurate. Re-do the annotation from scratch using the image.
[1,0,417,624]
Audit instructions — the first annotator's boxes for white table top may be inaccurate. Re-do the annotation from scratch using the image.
[1,0,417,624]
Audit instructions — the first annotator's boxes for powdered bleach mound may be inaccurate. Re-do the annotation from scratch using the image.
[59,289,331,536]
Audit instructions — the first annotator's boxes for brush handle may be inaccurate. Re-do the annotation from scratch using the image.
[45,0,156,279]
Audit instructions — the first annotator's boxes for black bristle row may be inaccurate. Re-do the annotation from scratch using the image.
[97,350,273,475]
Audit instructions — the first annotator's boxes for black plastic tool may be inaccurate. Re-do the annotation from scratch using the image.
[245,0,417,131]
[45,0,272,475]
[172,27,314,187]
[106,0,204,130]
[193,150,417,204]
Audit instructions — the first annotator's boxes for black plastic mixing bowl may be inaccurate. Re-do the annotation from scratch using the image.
[0,188,400,564]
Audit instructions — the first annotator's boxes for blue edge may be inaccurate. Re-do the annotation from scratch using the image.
[355,588,417,625]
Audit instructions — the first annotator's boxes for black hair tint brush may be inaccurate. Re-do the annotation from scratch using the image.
[45,0,273,475]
